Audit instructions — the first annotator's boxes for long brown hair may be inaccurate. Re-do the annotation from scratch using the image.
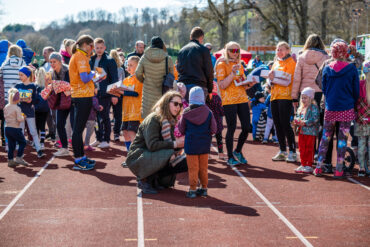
[303,34,325,51]
[152,91,182,125]
[72,35,94,54]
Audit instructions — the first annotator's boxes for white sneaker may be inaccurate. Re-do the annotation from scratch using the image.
[302,166,313,173]
[272,151,287,161]
[286,151,297,163]
[98,141,110,148]
[90,140,100,147]
[54,148,69,157]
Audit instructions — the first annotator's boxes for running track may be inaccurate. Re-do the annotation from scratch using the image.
[0,127,369,247]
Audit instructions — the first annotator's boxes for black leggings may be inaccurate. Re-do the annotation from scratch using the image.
[223,102,250,159]
[215,132,223,153]
[35,111,48,144]
[72,97,92,158]
[271,99,296,152]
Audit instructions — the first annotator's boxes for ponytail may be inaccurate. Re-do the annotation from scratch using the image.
[72,34,94,54]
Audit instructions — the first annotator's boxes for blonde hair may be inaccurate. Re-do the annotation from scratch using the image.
[276,41,291,52]
[297,95,316,116]
[128,56,140,64]
[152,90,182,124]
[64,39,75,48]
[8,88,19,104]
[8,45,23,58]
[110,49,123,67]
[223,41,241,64]
[303,34,325,51]
[36,67,46,88]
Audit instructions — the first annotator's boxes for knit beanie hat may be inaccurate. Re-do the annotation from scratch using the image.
[19,66,31,77]
[151,36,164,49]
[189,86,205,105]
[330,38,347,48]
[49,52,62,62]
[301,87,315,99]
[254,91,265,101]
[331,42,349,60]
[176,82,187,98]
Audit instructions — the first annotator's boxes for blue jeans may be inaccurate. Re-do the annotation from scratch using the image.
[5,127,26,160]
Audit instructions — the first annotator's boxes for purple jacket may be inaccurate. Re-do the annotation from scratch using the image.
[88,96,101,120]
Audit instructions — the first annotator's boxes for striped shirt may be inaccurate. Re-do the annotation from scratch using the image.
[0,56,26,101]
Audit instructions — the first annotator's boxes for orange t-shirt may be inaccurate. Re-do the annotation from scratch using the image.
[216,61,249,106]
[122,75,143,122]
[69,49,94,98]
[270,57,296,101]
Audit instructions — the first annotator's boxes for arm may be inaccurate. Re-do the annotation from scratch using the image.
[178,115,186,135]
[303,105,319,127]
[204,50,214,93]
[80,72,95,83]
[210,113,217,135]
[135,57,144,82]
[16,107,25,122]
[143,116,174,152]
[291,58,303,100]
[123,91,139,97]
[92,97,101,111]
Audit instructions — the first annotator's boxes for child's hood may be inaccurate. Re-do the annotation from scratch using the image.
[182,105,211,125]
[8,56,24,67]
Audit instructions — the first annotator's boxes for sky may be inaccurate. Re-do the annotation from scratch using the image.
[1,0,200,30]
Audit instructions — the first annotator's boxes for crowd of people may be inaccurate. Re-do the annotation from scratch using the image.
[0,26,369,196]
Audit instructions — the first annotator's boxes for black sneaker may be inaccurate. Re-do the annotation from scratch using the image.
[114,134,120,142]
[37,150,45,158]
[322,164,333,174]
[139,181,158,194]
[196,188,208,197]
[358,170,366,177]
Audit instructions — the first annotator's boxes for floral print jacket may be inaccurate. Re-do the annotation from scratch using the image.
[294,103,320,136]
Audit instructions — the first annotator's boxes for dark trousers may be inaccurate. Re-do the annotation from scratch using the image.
[72,97,92,158]
[35,111,48,143]
[223,102,250,159]
[112,96,122,135]
[96,96,111,142]
[271,99,296,152]
[0,110,4,143]
[5,127,26,160]
[57,107,74,149]
[46,109,57,137]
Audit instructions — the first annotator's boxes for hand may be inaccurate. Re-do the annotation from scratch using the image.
[175,137,184,148]
[268,70,275,81]
[25,97,32,103]
[99,105,104,111]
[293,102,299,108]
[64,90,71,96]
[231,64,240,75]
[111,97,118,105]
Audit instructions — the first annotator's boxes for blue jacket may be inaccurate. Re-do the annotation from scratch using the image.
[322,63,359,111]
[251,101,267,123]
[178,105,217,155]
[252,59,263,68]
[264,94,272,118]
[35,86,49,112]
[0,40,9,66]
[16,39,34,65]
[89,52,118,98]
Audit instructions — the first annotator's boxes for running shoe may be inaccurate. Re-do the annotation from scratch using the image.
[313,167,322,177]
[98,141,110,148]
[186,190,197,198]
[272,151,287,161]
[286,151,297,163]
[294,165,305,173]
[84,145,95,151]
[37,150,46,158]
[262,139,268,144]
[90,140,100,147]
[333,170,345,179]
[114,134,120,142]
[233,151,247,164]
[8,159,17,168]
[54,148,69,157]
[358,170,366,177]
[227,157,240,167]
[73,159,94,171]
[85,157,96,165]
[196,188,208,197]
[322,163,333,174]
[15,157,29,166]
[121,161,128,168]
[302,166,313,173]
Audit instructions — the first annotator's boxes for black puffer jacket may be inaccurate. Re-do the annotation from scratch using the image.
[177,40,214,93]
[89,52,118,98]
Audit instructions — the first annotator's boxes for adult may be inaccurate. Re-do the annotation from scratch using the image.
[0,39,9,66]
[126,91,188,194]
[269,41,297,162]
[127,40,145,59]
[204,42,216,68]
[69,34,96,170]
[49,52,73,157]
[313,42,359,178]
[216,41,255,166]
[16,39,34,65]
[110,49,125,141]
[89,38,118,148]
[60,39,75,65]
[41,46,55,72]
[292,34,329,108]
[135,36,174,119]
[177,27,213,100]
[252,55,263,68]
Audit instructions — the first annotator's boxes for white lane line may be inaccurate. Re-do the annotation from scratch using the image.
[211,146,313,247]
[347,177,370,191]
[137,187,145,247]
[0,157,55,221]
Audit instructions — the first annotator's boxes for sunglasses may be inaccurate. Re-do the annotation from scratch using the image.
[171,101,183,108]
[228,49,240,54]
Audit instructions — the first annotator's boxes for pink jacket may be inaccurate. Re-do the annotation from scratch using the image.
[356,80,369,125]
[292,49,329,99]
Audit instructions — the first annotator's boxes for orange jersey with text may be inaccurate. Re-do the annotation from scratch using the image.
[270,56,296,101]
[122,75,143,122]
[69,49,94,98]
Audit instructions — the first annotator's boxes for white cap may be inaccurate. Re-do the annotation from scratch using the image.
[301,87,315,99]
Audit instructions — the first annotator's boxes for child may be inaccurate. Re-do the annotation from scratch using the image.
[15,66,45,158]
[178,86,217,198]
[34,68,49,150]
[262,85,278,143]
[84,85,103,151]
[293,87,319,173]
[354,61,370,177]
[206,81,227,160]
[251,91,267,141]
[121,56,143,154]
[4,88,28,167]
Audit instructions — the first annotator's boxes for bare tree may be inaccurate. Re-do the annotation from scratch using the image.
[24,33,51,54]
[288,0,308,44]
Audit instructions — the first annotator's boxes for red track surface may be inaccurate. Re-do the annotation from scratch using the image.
[0,128,369,247]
